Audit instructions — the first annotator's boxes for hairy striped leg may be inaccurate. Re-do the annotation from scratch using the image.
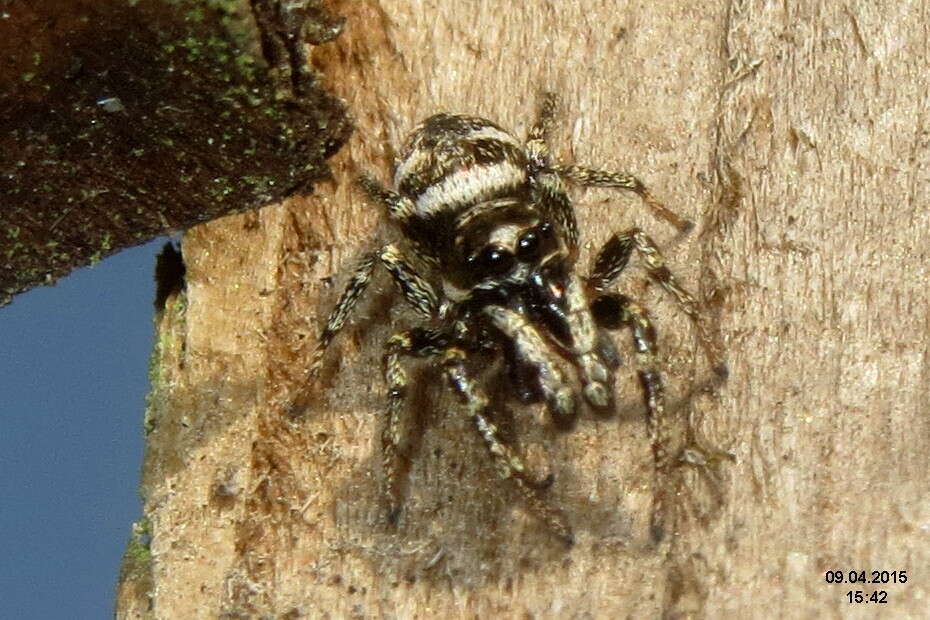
[525,91,557,169]
[442,347,574,545]
[555,164,694,234]
[589,232,728,541]
[526,91,693,243]
[290,170,440,411]
[589,229,726,376]
[381,328,449,523]
[525,92,580,249]
[590,293,670,542]
[292,243,441,414]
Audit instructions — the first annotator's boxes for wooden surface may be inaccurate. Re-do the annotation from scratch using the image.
[118,1,930,617]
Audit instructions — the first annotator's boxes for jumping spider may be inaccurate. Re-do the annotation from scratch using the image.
[304,94,719,544]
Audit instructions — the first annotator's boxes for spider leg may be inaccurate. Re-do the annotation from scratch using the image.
[304,244,441,387]
[554,163,694,233]
[526,91,558,163]
[305,253,377,380]
[442,346,573,545]
[524,92,580,251]
[588,233,634,291]
[531,169,579,252]
[482,305,578,426]
[299,172,439,391]
[590,292,670,542]
[357,173,416,222]
[358,173,439,269]
[377,244,441,318]
[589,229,725,375]
[381,328,450,523]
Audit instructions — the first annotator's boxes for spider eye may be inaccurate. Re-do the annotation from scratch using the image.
[517,222,553,261]
[470,245,515,276]
[517,230,540,260]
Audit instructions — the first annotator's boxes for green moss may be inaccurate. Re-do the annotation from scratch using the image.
[145,288,187,436]
[207,176,234,202]
[126,517,152,562]
[241,174,276,196]
[233,53,257,82]
[2,0,349,306]
[184,7,205,23]
[171,292,187,316]
[120,516,153,581]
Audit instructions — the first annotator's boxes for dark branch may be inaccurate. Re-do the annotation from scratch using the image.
[0,0,351,306]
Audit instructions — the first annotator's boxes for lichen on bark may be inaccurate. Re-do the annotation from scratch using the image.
[0,0,350,306]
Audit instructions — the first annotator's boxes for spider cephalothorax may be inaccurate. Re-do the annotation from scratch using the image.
[303,94,717,544]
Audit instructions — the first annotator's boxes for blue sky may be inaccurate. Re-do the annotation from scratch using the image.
[0,239,166,619]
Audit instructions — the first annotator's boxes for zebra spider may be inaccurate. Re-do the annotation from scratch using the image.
[303,94,719,544]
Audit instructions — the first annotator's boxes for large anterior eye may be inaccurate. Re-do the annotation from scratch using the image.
[469,245,515,276]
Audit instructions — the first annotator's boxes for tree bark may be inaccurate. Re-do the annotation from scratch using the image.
[0,0,348,306]
[118,1,930,617]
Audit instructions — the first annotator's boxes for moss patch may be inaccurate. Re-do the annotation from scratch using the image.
[0,0,350,306]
